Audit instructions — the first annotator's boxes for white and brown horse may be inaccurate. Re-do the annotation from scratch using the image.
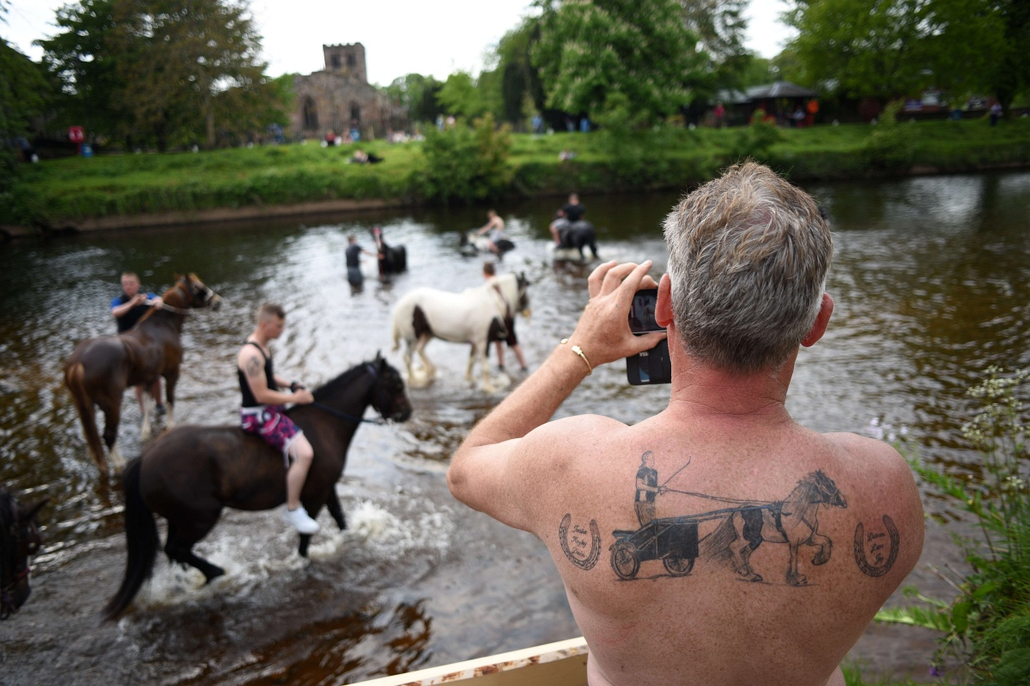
[391,272,530,392]
[64,273,221,474]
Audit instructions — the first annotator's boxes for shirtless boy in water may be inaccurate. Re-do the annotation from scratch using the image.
[449,163,924,686]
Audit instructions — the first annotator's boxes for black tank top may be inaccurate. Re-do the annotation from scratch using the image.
[239,341,278,407]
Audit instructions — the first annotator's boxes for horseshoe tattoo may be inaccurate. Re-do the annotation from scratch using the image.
[559,513,601,571]
[853,515,900,577]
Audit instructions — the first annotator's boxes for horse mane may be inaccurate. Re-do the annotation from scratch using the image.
[310,361,374,402]
[160,275,190,309]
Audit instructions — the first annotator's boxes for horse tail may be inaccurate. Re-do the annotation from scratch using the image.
[103,457,159,621]
[64,362,105,468]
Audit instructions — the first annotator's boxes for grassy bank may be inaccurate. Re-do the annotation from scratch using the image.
[4,118,1030,229]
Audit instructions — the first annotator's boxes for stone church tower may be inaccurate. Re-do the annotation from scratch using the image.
[290,43,406,141]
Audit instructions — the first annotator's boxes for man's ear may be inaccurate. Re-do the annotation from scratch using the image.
[802,293,834,347]
[656,273,673,328]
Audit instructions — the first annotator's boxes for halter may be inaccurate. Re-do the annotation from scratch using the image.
[310,363,387,425]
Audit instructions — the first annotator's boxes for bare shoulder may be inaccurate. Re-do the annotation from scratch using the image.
[822,431,925,582]
[237,343,262,371]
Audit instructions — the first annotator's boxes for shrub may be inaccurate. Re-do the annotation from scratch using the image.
[878,367,1030,684]
[864,101,916,171]
[417,113,513,205]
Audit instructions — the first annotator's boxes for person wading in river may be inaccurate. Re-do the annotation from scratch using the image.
[238,303,319,533]
[448,162,924,686]
[111,271,164,418]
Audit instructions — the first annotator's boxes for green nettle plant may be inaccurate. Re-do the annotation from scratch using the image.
[878,367,1030,684]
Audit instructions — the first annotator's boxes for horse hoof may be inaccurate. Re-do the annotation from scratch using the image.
[812,552,831,566]
[204,567,225,584]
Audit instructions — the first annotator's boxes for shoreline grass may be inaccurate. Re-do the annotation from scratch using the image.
[4,118,1029,229]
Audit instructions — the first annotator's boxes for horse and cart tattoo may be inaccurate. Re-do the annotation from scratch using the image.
[558,451,901,585]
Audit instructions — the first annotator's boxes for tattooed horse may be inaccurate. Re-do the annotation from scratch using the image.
[64,274,221,474]
[0,487,47,619]
[103,355,411,620]
[391,272,530,392]
[701,470,847,586]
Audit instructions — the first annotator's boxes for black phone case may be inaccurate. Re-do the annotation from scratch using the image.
[626,338,671,385]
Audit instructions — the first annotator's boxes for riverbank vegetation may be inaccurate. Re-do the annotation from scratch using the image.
[849,368,1030,685]
[4,115,1029,229]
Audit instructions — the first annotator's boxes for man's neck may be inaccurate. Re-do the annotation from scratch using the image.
[665,328,796,426]
[248,330,270,348]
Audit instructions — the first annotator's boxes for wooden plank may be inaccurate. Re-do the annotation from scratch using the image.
[352,637,589,686]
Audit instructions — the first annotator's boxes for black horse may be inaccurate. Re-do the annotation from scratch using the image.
[557,220,599,261]
[372,226,408,276]
[103,354,412,620]
[0,487,47,620]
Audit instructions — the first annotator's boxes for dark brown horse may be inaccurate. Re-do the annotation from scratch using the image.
[0,487,47,620]
[103,354,412,620]
[64,273,221,473]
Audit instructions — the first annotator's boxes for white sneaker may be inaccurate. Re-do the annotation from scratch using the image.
[282,505,320,534]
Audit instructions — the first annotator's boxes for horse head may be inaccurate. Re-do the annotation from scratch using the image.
[515,272,531,318]
[0,490,47,620]
[369,352,413,422]
[166,273,222,311]
[810,470,847,508]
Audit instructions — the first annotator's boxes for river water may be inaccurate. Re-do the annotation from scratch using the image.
[1,171,1028,684]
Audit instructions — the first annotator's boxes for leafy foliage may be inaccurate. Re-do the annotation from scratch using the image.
[438,71,487,120]
[39,0,283,150]
[878,367,1030,684]
[417,113,513,205]
[386,73,444,124]
[532,0,703,123]
[785,0,1003,103]
[863,100,916,170]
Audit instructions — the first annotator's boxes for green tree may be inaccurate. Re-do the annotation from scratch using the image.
[785,0,1003,104]
[40,0,275,150]
[1,3,52,200]
[38,0,126,141]
[491,16,549,127]
[386,73,443,124]
[990,0,1030,116]
[438,71,486,119]
[681,0,753,94]
[532,0,703,123]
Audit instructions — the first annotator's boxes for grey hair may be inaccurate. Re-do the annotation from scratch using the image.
[663,162,833,374]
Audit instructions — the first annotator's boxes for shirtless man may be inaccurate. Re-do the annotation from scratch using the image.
[448,162,924,686]
[475,210,505,254]
[238,303,319,534]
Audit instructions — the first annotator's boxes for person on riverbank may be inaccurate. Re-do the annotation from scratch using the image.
[483,262,527,372]
[111,272,164,417]
[448,162,924,686]
[475,210,506,254]
[238,303,319,534]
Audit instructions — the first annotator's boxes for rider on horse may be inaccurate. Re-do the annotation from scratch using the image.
[112,271,165,417]
[237,303,319,534]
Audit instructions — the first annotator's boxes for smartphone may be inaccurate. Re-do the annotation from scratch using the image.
[626,288,671,385]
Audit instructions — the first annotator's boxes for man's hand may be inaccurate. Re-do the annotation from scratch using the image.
[565,260,667,368]
[292,388,314,404]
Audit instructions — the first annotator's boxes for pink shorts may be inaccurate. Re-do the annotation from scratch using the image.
[241,405,302,467]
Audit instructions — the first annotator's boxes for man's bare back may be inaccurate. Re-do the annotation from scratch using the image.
[448,164,924,685]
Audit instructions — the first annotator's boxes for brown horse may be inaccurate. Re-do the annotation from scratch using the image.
[0,486,48,620]
[64,273,221,473]
[103,354,412,620]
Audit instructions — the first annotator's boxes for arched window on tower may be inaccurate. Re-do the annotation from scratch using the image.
[303,98,319,131]
[350,103,361,124]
